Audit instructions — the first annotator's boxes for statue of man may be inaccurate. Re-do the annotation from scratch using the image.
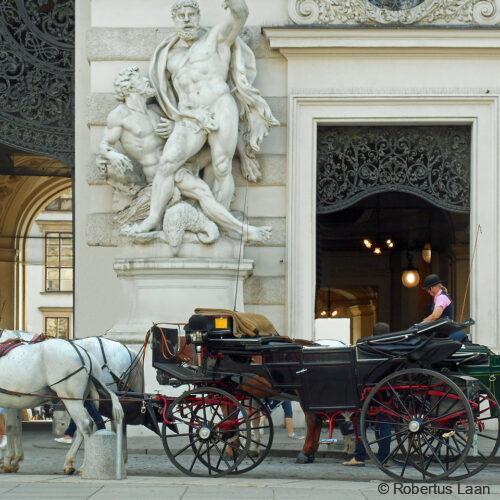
[128,0,279,234]
[99,66,272,244]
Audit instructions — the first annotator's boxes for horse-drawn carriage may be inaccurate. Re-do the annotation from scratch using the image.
[130,313,500,482]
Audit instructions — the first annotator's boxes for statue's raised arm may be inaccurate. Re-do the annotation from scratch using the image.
[218,0,249,45]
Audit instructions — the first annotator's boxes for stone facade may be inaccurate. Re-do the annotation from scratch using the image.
[77,0,500,349]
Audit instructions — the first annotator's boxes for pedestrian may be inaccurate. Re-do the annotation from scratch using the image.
[266,400,304,440]
[0,408,6,450]
[54,401,105,444]
[343,322,391,467]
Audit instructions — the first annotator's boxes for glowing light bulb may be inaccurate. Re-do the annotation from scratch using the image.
[363,239,373,249]
[331,310,338,317]
[402,269,420,288]
[422,243,432,264]
[373,247,382,255]
[320,310,327,317]
[386,239,394,249]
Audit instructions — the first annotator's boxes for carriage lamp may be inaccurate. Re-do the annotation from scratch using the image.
[422,242,432,264]
[402,253,420,288]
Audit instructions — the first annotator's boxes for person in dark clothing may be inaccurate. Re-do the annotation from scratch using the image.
[54,401,105,444]
[343,322,392,467]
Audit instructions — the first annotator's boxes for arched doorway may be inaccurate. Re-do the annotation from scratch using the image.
[0,175,72,330]
[315,125,470,342]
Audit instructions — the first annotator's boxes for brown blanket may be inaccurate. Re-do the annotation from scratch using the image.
[194,308,279,338]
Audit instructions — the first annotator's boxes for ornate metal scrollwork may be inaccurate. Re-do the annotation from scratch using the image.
[317,126,471,214]
[0,0,74,167]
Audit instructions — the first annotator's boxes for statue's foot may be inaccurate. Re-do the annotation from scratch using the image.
[244,226,272,244]
[121,219,157,236]
[64,466,76,475]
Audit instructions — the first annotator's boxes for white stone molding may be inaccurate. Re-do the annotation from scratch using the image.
[287,93,499,347]
[107,258,254,342]
[288,0,500,25]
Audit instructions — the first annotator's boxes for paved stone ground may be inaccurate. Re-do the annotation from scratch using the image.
[1,424,499,499]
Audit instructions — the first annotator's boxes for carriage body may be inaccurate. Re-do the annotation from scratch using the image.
[149,314,498,481]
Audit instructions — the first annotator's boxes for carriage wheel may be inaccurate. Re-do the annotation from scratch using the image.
[430,380,500,481]
[230,392,274,474]
[360,368,475,483]
[161,387,250,476]
[185,391,273,475]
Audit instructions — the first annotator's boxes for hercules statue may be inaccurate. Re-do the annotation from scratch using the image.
[125,0,279,236]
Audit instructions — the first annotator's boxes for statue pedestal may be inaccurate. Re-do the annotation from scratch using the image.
[107,257,254,343]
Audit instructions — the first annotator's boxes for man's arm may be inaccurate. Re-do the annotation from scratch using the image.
[217,0,249,46]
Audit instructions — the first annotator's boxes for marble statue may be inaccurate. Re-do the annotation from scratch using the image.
[98,66,272,249]
[98,0,278,251]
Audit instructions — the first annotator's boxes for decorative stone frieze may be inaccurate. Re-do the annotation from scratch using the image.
[288,0,500,25]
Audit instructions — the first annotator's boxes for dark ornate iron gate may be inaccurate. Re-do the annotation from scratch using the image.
[317,126,471,214]
[0,0,75,167]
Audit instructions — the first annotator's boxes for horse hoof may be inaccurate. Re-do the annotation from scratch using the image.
[295,452,315,464]
[64,467,75,476]
[3,465,18,473]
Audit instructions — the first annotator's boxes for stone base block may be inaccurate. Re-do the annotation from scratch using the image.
[82,429,125,480]
[107,257,254,343]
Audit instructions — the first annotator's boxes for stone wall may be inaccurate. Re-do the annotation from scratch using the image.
[76,0,289,337]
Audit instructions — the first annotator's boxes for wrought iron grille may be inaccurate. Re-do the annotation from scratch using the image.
[317,126,471,214]
[0,0,74,167]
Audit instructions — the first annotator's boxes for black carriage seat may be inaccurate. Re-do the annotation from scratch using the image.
[357,333,462,366]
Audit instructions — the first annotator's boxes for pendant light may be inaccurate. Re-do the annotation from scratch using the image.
[402,252,420,288]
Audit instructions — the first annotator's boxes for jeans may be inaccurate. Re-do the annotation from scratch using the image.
[355,417,391,462]
[64,401,105,437]
[266,400,293,418]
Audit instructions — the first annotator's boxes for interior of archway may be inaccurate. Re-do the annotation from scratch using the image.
[316,192,470,343]
[0,174,72,330]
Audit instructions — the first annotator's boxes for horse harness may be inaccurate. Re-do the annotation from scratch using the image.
[0,337,93,398]
[96,336,134,390]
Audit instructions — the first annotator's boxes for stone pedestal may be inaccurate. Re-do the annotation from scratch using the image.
[107,257,254,343]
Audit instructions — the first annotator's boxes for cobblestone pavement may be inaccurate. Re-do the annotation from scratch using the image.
[1,425,500,499]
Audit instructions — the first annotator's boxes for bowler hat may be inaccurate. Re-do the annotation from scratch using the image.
[422,274,444,290]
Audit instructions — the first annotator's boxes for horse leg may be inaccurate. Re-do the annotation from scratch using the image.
[63,430,84,475]
[62,400,93,475]
[3,409,23,473]
[296,411,321,464]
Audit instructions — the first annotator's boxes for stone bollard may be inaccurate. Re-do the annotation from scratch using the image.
[81,429,126,480]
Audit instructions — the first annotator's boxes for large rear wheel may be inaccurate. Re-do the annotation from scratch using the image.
[360,368,475,482]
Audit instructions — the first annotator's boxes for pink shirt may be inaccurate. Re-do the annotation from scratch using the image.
[434,290,451,311]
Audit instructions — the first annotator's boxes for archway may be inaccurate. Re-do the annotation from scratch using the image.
[315,125,471,341]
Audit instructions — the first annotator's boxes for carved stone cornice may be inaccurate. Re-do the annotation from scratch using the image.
[288,0,500,25]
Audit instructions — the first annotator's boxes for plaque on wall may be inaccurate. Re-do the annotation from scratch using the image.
[289,0,500,26]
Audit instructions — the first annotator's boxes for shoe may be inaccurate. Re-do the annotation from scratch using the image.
[342,457,365,467]
[0,436,6,449]
[54,436,73,444]
[288,433,304,440]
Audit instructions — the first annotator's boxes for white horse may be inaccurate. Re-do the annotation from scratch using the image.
[0,336,124,474]
[0,331,144,472]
